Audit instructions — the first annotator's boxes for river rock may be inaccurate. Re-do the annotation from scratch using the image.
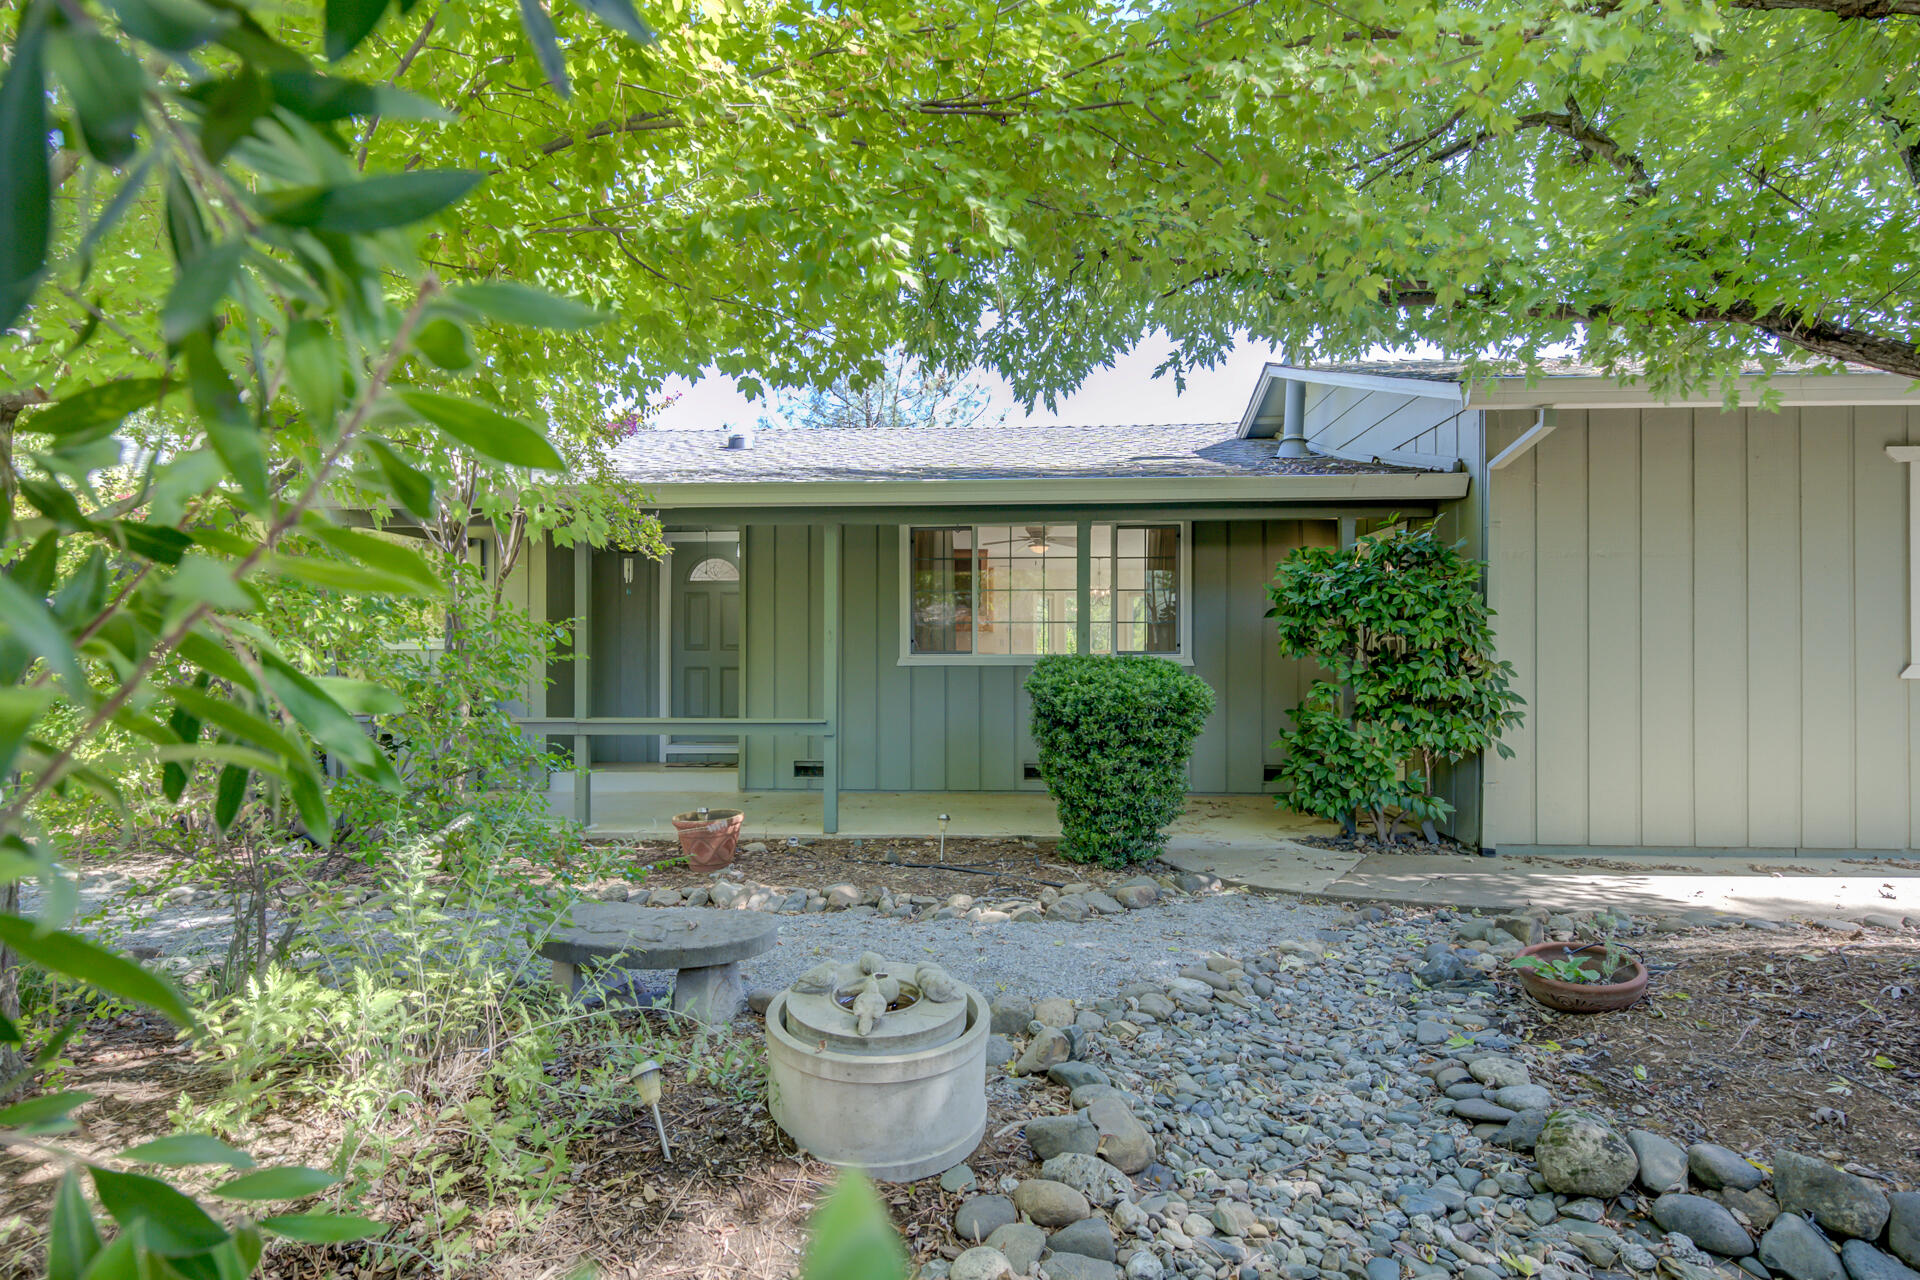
[1628,1130,1689,1193]
[1452,1097,1516,1124]
[1050,1217,1117,1262]
[1493,1109,1549,1151]
[1719,1188,1782,1232]
[1028,1113,1101,1160]
[1041,1152,1135,1208]
[1889,1194,1920,1268]
[1014,1028,1074,1076]
[1086,1095,1155,1174]
[1013,1178,1091,1227]
[1535,1111,1639,1198]
[956,1195,1019,1243]
[953,1246,1014,1280]
[991,998,1035,1035]
[1491,1083,1555,1112]
[986,1223,1047,1274]
[1034,997,1077,1027]
[1689,1143,1767,1191]
[1760,1214,1846,1280]
[1842,1241,1920,1280]
[1468,1057,1530,1088]
[1652,1193,1754,1257]
[1042,1255,1120,1280]
[1774,1150,1891,1240]
[1049,1061,1109,1091]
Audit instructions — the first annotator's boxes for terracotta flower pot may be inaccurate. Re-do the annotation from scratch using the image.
[673,809,744,871]
[1513,941,1648,1013]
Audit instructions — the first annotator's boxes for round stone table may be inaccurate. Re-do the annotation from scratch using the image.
[538,904,778,1023]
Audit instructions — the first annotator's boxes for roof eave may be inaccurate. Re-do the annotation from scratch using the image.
[633,474,1470,508]
[1469,370,1920,409]
[1263,362,1470,405]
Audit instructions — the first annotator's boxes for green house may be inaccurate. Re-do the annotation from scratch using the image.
[517,359,1920,856]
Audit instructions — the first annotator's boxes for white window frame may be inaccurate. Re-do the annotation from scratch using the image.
[895,521,1193,666]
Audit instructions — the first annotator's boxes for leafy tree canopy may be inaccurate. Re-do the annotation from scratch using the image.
[13,0,1916,433]
[768,351,1006,431]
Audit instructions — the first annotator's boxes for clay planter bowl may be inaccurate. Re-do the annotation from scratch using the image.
[672,809,744,871]
[1513,941,1648,1013]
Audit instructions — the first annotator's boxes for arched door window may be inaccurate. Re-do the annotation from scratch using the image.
[688,557,739,582]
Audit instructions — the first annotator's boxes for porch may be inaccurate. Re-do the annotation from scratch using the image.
[537,764,1340,853]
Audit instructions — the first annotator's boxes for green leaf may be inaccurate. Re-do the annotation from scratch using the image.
[47,30,146,165]
[167,686,312,768]
[0,917,194,1025]
[261,170,482,233]
[212,1166,336,1201]
[89,1168,229,1257]
[102,0,228,52]
[571,0,653,45]
[324,0,388,61]
[0,1089,93,1130]
[363,438,434,517]
[283,318,343,434]
[258,1214,385,1244]
[517,0,570,97]
[183,333,268,506]
[0,686,55,777]
[267,72,452,122]
[162,242,246,344]
[397,389,564,470]
[303,524,442,593]
[76,1223,139,1280]
[287,765,329,841]
[168,555,256,615]
[0,0,52,331]
[448,281,610,329]
[412,315,475,371]
[25,379,172,445]
[118,1134,257,1169]
[195,66,273,164]
[313,677,404,716]
[258,654,394,783]
[0,573,84,689]
[115,521,195,567]
[48,1169,101,1280]
[266,555,434,597]
[798,1173,908,1280]
[213,763,248,829]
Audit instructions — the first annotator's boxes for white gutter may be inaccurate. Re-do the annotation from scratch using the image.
[638,473,1472,508]
[1488,411,1555,470]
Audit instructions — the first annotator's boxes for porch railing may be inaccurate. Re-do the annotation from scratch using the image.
[513,717,838,831]
[512,524,844,833]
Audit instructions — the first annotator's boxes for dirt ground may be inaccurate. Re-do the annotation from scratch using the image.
[0,1002,1062,1280]
[1497,928,1920,1183]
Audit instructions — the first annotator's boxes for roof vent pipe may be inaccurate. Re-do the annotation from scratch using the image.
[724,428,754,451]
[1275,379,1311,459]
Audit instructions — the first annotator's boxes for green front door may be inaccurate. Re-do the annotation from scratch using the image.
[668,539,741,762]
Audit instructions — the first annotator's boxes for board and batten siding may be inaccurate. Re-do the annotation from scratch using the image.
[1483,404,1920,853]
[543,539,664,764]
[737,519,1336,792]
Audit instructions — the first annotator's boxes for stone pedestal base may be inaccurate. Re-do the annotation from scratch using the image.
[672,962,744,1023]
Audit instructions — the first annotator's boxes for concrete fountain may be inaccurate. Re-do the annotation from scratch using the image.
[764,952,988,1182]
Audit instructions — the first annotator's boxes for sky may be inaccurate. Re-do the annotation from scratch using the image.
[648,333,1288,431]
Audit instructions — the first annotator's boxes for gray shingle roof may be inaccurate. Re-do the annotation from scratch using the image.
[606,422,1426,484]
[1299,356,1866,381]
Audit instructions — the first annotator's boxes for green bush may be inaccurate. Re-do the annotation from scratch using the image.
[1269,522,1524,843]
[1026,655,1215,867]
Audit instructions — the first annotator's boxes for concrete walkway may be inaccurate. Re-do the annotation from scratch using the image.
[1160,843,1920,923]
[542,768,1342,856]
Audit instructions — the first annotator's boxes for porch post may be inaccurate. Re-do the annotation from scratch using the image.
[822,523,841,834]
[1075,517,1092,654]
[572,539,591,827]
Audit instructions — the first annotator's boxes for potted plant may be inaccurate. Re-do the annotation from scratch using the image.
[672,807,745,871]
[1509,941,1648,1012]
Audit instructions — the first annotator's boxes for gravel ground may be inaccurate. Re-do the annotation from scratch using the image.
[737,892,1338,1002]
[28,867,1336,1006]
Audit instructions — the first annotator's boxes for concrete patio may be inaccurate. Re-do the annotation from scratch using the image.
[539,764,1344,858]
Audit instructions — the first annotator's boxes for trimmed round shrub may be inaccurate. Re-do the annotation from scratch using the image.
[1025,654,1215,867]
